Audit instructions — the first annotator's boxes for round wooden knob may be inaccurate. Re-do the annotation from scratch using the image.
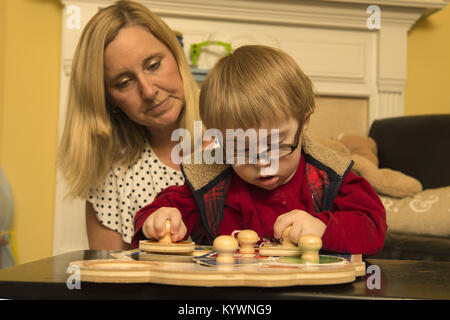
[281,227,296,248]
[237,230,258,254]
[158,220,172,244]
[299,235,322,250]
[298,235,322,263]
[213,235,239,264]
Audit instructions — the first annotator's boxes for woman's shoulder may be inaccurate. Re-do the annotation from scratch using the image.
[100,143,184,196]
[108,143,173,177]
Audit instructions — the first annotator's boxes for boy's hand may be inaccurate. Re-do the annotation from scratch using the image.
[142,207,187,242]
[273,210,326,244]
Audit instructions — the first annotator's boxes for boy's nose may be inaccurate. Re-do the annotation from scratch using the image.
[256,157,271,167]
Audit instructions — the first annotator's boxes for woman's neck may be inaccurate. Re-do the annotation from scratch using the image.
[146,124,180,171]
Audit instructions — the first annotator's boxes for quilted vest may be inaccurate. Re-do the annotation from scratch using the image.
[181,136,353,245]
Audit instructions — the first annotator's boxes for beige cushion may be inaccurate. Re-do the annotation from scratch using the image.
[379,187,450,237]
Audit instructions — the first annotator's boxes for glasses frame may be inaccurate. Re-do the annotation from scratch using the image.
[274,123,302,160]
[225,124,302,165]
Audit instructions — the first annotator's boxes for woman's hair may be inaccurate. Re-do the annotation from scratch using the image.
[58,0,200,198]
[200,45,315,131]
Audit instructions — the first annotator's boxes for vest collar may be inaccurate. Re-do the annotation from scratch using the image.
[181,135,352,192]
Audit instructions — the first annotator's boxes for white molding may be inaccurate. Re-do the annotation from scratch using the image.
[378,91,404,118]
[60,0,448,29]
[138,0,433,29]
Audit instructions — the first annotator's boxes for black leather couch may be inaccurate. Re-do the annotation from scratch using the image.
[368,114,450,261]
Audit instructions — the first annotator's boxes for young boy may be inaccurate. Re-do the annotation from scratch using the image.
[132,45,387,255]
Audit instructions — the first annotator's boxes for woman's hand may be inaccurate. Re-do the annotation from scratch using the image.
[142,207,187,242]
[273,210,326,244]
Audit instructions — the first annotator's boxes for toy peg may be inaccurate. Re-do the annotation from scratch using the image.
[158,220,172,244]
[237,230,259,254]
[213,235,239,264]
[281,227,297,248]
[299,235,322,264]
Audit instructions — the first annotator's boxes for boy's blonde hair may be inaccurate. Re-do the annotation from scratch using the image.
[200,45,315,131]
[58,0,200,198]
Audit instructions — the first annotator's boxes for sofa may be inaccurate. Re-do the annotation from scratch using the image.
[367,114,450,262]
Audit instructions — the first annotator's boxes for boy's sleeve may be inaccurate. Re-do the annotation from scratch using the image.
[312,171,387,255]
[131,183,201,248]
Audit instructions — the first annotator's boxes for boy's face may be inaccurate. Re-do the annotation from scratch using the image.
[230,117,307,190]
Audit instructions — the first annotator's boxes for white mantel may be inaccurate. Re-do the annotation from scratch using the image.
[53,0,448,255]
[59,0,448,124]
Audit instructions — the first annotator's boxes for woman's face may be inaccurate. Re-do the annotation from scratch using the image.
[104,26,185,131]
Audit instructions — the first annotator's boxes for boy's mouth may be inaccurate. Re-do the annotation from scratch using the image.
[256,175,279,187]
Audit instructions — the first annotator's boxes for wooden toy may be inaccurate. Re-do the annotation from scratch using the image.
[70,229,366,287]
[299,235,322,264]
[213,235,239,264]
[236,230,259,254]
[281,227,296,248]
[258,228,302,256]
[158,220,172,244]
[70,258,356,286]
[138,220,195,254]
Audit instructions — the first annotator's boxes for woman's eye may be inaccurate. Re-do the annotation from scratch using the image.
[146,60,160,71]
[116,78,131,89]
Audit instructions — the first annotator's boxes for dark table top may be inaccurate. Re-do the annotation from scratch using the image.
[0,250,449,300]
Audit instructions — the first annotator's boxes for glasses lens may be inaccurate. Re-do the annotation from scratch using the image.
[226,147,293,165]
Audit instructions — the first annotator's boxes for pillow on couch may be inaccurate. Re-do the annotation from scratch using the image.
[379,186,450,237]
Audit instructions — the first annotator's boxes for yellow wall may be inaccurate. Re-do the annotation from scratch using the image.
[405,4,450,115]
[0,0,61,264]
[0,0,6,161]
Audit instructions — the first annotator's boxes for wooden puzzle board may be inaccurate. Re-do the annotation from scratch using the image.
[69,258,357,286]
[72,246,365,286]
[112,245,366,277]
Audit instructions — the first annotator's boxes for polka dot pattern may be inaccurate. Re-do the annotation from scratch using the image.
[87,145,184,244]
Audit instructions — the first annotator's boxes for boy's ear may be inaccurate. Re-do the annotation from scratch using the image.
[302,112,313,132]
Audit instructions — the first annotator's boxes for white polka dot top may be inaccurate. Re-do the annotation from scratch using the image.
[87,144,185,244]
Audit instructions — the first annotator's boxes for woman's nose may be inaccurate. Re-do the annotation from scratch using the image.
[138,76,159,99]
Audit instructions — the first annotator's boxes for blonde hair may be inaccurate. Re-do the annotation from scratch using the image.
[200,45,315,131]
[58,0,200,198]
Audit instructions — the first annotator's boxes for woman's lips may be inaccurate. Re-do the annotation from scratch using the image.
[146,97,169,113]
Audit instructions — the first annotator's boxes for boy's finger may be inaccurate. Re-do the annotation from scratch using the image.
[144,215,158,240]
[172,222,187,242]
[273,215,293,239]
[167,209,182,235]
[288,223,303,244]
[154,214,170,237]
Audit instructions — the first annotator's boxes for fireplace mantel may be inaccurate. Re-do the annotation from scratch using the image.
[54,0,448,255]
[59,0,448,123]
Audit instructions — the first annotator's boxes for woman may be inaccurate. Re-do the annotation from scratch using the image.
[58,0,200,250]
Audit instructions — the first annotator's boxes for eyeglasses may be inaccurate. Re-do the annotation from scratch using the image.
[224,124,302,165]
